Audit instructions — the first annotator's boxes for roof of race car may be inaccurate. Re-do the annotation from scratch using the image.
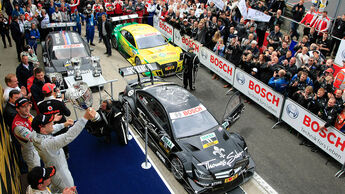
[49,31,83,47]
[143,83,202,113]
[122,24,160,37]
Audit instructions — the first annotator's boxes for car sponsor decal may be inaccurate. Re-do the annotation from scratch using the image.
[53,43,84,50]
[200,132,219,149]
[197,150,244,170]
[156,151,166,164]
[169,104,206,120]
[224,174,238,183]
[160,136,174,153]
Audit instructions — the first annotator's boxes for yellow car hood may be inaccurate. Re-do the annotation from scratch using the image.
[138,44,181,65]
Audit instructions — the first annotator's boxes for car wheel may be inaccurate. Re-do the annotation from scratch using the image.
[117,117,128,145]
[171,157,185,181]
[135,57,141,66]
[111,36,118,49]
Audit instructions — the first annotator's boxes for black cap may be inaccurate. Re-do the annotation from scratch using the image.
[15,97,31,108]
[31,114,55,133]
[28,166,56,189]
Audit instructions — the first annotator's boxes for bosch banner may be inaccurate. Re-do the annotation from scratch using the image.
[282,98,345,164]
[153,17,174,41]
[233,68,284,118]
[199,47,235,86]
[335,39,345,66]
[173,29,201,54]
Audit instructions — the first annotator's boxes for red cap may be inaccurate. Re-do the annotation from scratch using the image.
[42,83,56,94]
[325,68,334,73]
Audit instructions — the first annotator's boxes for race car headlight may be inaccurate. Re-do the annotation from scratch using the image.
[194,169,213,180]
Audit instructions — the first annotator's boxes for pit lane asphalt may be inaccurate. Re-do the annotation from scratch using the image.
[1,31,344,193]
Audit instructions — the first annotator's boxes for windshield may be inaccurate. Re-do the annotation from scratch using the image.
[171,111,218,139]
[136,34,168,49]
[52,45,89,60]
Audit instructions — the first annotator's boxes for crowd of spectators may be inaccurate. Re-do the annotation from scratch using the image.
[1,0,345,191]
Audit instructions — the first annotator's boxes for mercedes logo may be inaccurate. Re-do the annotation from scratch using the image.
[286,104,299,119]
[200,47,208,60]
[175,31,181,41]
[236,72,245,85]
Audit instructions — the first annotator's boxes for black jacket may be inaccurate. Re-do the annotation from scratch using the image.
[332,18,345,39]
[10,20,22,42]
[320,105,338,128]
[16,62,34,88]
[38,98,71,123]
[31,76,51,103]
[99,20,112,38]
[4,102,17,128]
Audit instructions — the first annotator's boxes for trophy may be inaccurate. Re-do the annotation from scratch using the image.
[65,82,100,121]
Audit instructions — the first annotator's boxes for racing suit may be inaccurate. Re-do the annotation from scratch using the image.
[12,114,40,171]
[86,13,96,44]
[32,118,88,192]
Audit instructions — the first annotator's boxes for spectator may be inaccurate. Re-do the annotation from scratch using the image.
[10,15,25,61]
[291,0,305,40]
[225,37,242,65]
[32,109,96,192]
[333,89,344,113]
[21,45,39,66]
[12,3,25,18]
[3,73,28,102]
[236,18,247,41]
[213,37,225,57]
[4,90,21,128]
[296,86,314,108]
[307,27,318,44]
[311,11,330,35]
[195,21,207,44]
[0,13,12,48]
[256,19,268,47]
[295,46,310,68]
[52,6,62,22]
[180,19,191,36]
[308,86,327,112]
[319,97,338,131]
[16,55,34,88]
[269,69,289,95]
[100,14,112,57]
[31,67,51,104]
[277,42,289,58]
[317,32,331,57]
[27,166,77,194]
[243,40,259,59]
[331,14,345,57]
[284,57,298,76]
[28,23,40,53]
[290,71,311,100]
[301,6,317,35]
[269,9,283,32]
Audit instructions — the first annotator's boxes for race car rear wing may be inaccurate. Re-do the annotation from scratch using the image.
[111,14,139,22]
[119,63,159,86]
[43,22,77,29]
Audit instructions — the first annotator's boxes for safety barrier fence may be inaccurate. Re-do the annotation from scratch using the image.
[153,16,345,176]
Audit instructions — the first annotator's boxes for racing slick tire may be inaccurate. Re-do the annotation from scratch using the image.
[116,116,129,145]
[171,157,185,182]
[135,57,141,66]
[111,35,118,49]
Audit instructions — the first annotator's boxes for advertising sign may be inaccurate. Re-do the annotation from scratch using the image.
[233,68,284,117]
[335,39,345,66]
[282,98,345,164]
[154,19,174,41]
[173,29,201,53]
[199,47,235,85]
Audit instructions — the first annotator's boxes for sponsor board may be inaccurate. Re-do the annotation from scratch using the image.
[233,68,283,117]
[199,47,235,85]
[169,104,206,120]
[335,39,345,66]
[173,29,201,53]
[155,20,173,41]
[282,98,345,164]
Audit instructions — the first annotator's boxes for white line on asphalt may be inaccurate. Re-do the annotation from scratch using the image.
[128,128,176,194]
[253,172,278,194]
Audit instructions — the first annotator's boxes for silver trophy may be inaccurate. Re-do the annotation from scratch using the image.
[65,81,100,121]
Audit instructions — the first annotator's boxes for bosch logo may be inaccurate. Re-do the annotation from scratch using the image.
[286,104,299,119]
[159,21,172,35]
[200,47,208,60]
[236,72,245,85]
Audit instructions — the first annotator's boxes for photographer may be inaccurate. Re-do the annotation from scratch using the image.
[296,86,314,108]
[32,108,97,192]
[309,87,328,115]
[268,69,289,95]
[289,71,312,100]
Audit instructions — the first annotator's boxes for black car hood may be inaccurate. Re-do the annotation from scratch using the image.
[179,128,246,174]
[46,57,95,74]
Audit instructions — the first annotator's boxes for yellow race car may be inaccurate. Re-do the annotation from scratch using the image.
[111,23,183,77]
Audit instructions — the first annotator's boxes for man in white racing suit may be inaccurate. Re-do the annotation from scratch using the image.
[12,97,40,171]
[31,108,96,192]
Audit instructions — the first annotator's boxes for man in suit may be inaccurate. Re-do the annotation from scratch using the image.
[16,55,34,89]
[99,14,112,57]
[10,15,24,61]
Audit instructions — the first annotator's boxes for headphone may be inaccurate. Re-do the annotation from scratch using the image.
[103,99,112,111]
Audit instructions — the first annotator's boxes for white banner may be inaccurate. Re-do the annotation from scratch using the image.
[233,68,284,117]
[173,29,202,54]
[238,0,248,18]
[154,17,174,41]
[335,39,345,66]
[247,8,271,22]
[209,0,225,10]
[282,98,345,164]
[199,47,235,85]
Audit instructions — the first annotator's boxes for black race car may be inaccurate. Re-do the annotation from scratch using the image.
[118,64,255,193]
[41,25,103,89]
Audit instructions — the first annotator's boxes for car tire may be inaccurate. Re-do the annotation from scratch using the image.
[117,116,129,145]
[135,57,141,66]
[171,157,185,181]
[111,36,118,49]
